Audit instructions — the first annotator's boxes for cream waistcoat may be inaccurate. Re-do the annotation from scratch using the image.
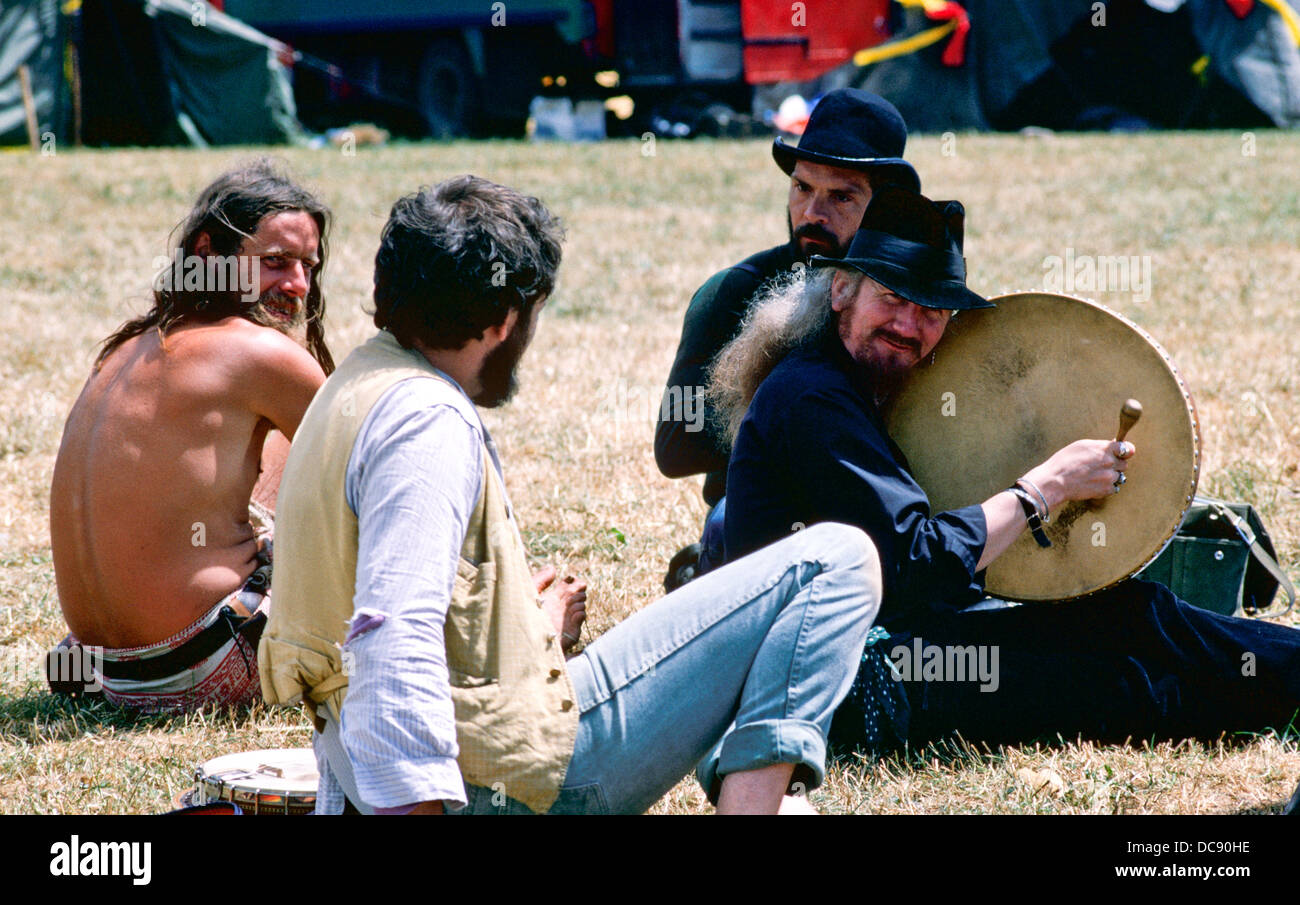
[259,329,578,812]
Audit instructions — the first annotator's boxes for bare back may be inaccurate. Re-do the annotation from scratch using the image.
[50,318,324,648]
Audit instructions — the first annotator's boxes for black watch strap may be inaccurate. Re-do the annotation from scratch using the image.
[1009,487,1053,548]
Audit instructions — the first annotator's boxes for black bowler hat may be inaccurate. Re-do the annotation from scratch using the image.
[772,89,921,192]
[810,185,993,311]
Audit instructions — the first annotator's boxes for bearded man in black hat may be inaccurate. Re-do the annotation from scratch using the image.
[655,89,920,585]
[707,185,1300,759]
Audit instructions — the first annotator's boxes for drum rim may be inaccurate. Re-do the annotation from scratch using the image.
[889,290,1201,602]
[192,747,319,815]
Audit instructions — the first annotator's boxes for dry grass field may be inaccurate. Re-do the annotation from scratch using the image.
[0,132,1297,815]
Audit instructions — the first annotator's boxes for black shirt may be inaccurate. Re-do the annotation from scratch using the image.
[654,242,800,505]
[723,334,989,630]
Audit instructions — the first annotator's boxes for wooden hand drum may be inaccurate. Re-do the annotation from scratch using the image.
[882,291,1201,601]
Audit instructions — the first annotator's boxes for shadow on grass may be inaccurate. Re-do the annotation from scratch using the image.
[833,720,1300,771]
[821,728,1300,811]
[830,726,1300,814]
[0,687,275,745]
[1226,799,1292,815]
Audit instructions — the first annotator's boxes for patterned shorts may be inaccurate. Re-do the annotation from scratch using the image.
[92,506,273,713]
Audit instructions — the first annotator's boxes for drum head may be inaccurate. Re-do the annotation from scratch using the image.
[882,291,1200,601]
[194,748,318,815]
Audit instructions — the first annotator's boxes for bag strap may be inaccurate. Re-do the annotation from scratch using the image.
[1206,500,1295,618]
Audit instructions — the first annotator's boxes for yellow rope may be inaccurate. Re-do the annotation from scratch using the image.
[854,0,1299,74]
[1259,0,1300,47]
[852,20,958,68]
[895,0,952,13]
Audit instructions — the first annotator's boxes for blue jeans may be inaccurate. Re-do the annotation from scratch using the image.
[696,496,727,576]
[458,522,882,814]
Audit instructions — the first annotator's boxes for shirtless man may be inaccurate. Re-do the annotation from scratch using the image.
[48,160,333,711]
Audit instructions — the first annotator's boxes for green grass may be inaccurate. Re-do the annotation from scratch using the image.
[1,132,1297,813]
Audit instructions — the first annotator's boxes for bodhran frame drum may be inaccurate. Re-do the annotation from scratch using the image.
[178,748,319,815]
[882,291,1201,601]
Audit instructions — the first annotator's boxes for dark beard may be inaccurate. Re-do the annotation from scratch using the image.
[788,214,850,264]
[837,323,920,402]
[475,320,529,408]
[860,354,910,402]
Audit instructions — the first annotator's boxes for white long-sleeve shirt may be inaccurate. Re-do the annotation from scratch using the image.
[314,372,504,813]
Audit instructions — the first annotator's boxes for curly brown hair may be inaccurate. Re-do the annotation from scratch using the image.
[372,175,564,350]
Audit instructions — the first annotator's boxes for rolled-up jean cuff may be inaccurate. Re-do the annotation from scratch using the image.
[706,719,827,796]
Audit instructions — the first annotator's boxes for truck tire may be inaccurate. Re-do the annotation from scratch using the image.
[417,38,478,139]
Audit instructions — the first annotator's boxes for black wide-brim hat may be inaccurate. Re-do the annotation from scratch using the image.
[810,185,993,311]
[772,88,921,192]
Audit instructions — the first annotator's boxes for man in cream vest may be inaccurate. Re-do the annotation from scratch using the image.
[261,175,885,814]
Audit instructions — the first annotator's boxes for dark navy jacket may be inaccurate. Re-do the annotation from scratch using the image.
[723,334,988,631]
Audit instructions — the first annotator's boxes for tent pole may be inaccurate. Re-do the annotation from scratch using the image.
[71,44,83,147]
[18,64,40,152]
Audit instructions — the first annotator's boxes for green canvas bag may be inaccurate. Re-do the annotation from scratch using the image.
[1136,496,1295,619]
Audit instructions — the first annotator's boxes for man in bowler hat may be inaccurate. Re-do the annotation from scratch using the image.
[654,88,922,584]
[706,185,1300,760]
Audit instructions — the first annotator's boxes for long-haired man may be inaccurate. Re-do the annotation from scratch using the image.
[48,159,332,712]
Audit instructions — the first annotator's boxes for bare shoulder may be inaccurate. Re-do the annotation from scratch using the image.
[167,318,326,436]
[172,318,324,384]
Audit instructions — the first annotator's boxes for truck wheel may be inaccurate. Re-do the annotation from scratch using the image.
[417,38,477,138]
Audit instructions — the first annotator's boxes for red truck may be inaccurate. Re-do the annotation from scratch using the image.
[217,0,894,136]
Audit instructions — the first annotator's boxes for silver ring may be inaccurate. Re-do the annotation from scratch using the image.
[1113,473,1127,490]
